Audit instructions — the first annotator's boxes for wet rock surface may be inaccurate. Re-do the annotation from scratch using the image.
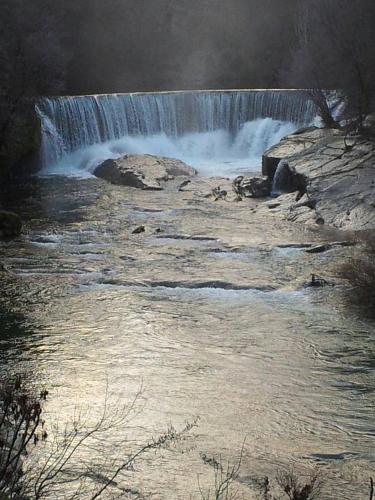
[94,154,196,189]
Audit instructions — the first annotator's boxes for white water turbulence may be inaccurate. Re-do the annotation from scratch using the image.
[37,91,316,178]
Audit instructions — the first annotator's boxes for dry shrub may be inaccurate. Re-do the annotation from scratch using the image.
[0,374,49,499]
[339,235,375,318]
[0,374,198,499]
[261,468,321,500]
[275,469,320,500]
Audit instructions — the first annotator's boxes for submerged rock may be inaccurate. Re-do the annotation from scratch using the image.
[94,154,196,189]
[0,210,22,238]
[305,274,333,288]
[132,225,145,234]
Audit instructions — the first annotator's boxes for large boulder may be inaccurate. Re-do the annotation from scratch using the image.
[0,210,22,238]
[94,154,196,190]
[233,175,271,198]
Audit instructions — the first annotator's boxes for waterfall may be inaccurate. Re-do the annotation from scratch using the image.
[272,160,291,196]
[272,160,306,196]
[36,90,317,177]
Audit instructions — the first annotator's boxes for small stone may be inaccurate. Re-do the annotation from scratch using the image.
[267,202,281,209]
[178,179,191,191]
[305,274,331,288]
[305,244,331,254]
[132,225,145,234]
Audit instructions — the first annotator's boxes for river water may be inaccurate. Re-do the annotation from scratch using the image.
[0,175,373,499]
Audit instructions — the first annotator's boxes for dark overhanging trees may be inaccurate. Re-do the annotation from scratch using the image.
[57,0,300,94]
[282,0,375,131]
[0,0,66,174]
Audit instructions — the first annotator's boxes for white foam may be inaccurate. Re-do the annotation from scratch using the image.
[40,118,298,178]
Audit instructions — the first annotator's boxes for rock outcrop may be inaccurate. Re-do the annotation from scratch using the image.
[0,210,22,238]
[94,154,196,190]
[262,128,375,230]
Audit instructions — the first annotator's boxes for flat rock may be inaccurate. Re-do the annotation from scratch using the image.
[94,154,196,189]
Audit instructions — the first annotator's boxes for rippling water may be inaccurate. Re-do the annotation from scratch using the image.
[0,177,374,499]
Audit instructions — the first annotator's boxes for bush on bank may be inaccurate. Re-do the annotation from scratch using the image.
[338,234,375,318]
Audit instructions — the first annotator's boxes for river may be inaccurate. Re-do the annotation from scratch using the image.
[0,172,374,499]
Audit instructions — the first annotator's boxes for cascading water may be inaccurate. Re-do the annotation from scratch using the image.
[271,160,293,196]
[37,90,317,177]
